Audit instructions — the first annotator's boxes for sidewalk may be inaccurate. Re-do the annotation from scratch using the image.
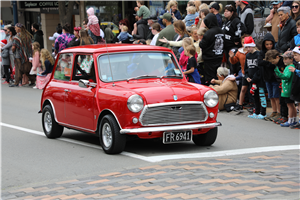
[2,150,299,200]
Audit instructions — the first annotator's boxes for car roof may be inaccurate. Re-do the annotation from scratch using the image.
[60,44,173,54]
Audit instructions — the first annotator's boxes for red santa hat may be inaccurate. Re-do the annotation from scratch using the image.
[0,39,7,46]
[243,36,256,47]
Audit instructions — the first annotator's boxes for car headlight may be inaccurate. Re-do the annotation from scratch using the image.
[204,90,219,108]
[127,94,144,113]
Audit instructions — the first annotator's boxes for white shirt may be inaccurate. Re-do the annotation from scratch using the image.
[150,33,159,46]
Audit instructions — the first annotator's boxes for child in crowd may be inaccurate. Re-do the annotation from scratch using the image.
[150,23,161,46]
[258,33,281,121]
[265,49,289,124]
[29,42,42,78]
[273,51,297,127]
[243,36,267,119]
[35,49,55,90]
[117,26,133,43]
[196,27,207,83]
[134,1,150,22]
[183,45,201,84]
[132,1,150,35]
[86,7,101,44]
[1,39,12,84]
[184,6,198,28]
[179,37,197,71]
[290,20,300,50]
[290,46,300,129]
[228,34,248,113]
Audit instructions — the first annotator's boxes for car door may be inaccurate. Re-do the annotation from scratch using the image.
[64,54,96,131]
[50,53,73,124]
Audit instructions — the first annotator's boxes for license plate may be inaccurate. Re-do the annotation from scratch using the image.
[163,130,192,144]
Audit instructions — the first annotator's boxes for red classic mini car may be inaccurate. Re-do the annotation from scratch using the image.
[40,44,221,154]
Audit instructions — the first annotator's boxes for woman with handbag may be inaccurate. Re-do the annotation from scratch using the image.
[209,67,238,111]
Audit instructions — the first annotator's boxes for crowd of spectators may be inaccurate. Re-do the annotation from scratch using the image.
[1,0,300,129]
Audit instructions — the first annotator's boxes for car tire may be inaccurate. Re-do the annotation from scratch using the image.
[99,115,126,154]
[42,105,64,138]
[192,127,218,146]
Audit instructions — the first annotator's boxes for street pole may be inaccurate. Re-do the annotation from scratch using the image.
[12,1,18,24]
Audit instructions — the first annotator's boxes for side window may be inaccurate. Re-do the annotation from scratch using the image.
[72,55,95,81]
[54,53,73,81]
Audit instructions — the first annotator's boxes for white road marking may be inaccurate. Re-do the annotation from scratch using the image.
[2,122,299,163]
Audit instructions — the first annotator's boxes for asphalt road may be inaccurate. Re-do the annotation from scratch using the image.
[1,84,299,192]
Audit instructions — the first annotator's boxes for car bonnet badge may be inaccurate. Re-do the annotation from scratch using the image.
[173,95,178,101]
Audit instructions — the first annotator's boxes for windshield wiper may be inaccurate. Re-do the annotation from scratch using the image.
[127,75,159,82]
[160,75,183,79]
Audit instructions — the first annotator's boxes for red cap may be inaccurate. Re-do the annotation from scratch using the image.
[241,1,248,4]
[74,27,82,32]
[243,36,256,47]
[1,39,7,45]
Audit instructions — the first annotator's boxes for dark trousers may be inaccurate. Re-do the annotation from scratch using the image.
[203,58,222,86]
[280,96,288,118]
[3,65,11,82]
[254,87,267,115]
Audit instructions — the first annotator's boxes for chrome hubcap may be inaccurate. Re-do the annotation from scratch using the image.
[44,111,52,132]
[102,123,112,148]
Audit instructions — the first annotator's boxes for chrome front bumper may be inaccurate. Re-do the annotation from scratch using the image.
[120,122,222,134]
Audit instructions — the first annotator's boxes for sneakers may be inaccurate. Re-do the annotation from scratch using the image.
[271,113,281,122]
[2,81,9,84]
[33,86,37,89]
[29,83,35,86]
[9,84,19,87]
[256,114,267,120]
[290,122,300,129]
[233,105,243,115]
[264,22,272,28]
[280,121,297,127]
[247,107,255,114]
[244,103,254,108]
[264,112,277,121]
[275,117,288,124]
[248,113,258,118]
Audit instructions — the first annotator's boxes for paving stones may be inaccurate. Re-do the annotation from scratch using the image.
[2,150,299,200]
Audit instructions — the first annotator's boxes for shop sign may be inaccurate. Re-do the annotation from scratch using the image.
[20,1,68,9]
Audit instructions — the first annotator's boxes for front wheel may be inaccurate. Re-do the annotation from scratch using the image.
[99,115,126,154]
[42,105,64,138]
[192,127,218,146]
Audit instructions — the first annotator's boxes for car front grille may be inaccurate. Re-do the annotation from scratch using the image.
[139,102,207,126]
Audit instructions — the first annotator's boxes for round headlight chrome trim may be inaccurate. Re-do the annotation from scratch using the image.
[127,94,144,113]
[204,90,219,108]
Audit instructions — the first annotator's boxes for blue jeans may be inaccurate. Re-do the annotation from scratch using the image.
[265,81,280,98]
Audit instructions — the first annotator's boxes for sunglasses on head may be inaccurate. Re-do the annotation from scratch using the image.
[292,5,299,9]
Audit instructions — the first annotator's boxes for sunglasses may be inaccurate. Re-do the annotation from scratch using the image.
[3,29,7,32]
[292,5,299,9]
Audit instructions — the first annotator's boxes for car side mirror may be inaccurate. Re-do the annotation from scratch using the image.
[79,79,96,88]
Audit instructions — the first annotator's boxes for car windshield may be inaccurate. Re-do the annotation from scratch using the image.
[98,52,182,82]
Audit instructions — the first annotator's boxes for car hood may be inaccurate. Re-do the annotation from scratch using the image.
[112,79,202,104]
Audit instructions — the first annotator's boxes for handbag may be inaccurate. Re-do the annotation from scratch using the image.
[224,94,236,112]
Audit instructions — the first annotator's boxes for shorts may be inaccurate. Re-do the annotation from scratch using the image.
[282,96,295,104]
[265,81,280,98]
[242,77,250,86]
